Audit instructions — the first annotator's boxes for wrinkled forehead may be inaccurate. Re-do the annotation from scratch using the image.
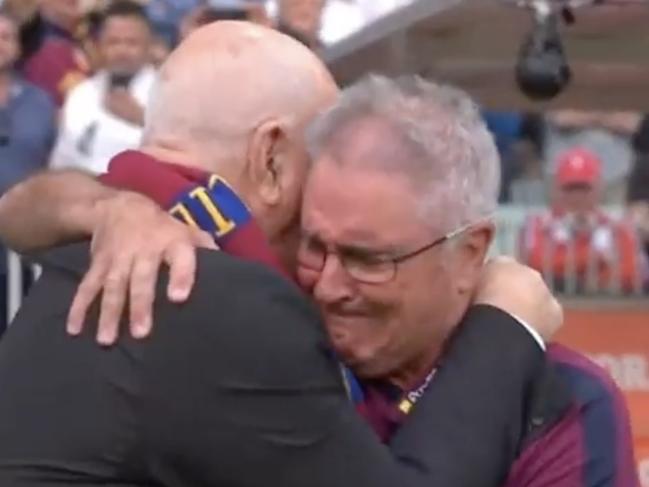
[302,156,430,246]
[303,117,435,228]
[319,116,420,173]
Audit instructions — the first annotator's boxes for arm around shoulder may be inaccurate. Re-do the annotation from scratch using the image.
[0,170,116,252]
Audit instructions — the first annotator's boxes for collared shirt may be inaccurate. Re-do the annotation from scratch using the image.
[504,344,639,487]
[353,344,639,486]
[50,67,156,175]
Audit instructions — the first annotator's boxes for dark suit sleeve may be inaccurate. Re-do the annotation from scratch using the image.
[389,304,544,484]
[141,253,543,487]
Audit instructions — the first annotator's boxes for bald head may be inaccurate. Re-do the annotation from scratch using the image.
[143,21,337,176]
[143,21,338,268]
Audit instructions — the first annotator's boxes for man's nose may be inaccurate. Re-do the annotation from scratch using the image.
[312,253,355,306]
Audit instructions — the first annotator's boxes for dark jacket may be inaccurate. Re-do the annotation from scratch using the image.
[0,243,546,487]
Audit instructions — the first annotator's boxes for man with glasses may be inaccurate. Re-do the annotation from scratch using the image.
[0,23,625,485]
[294,76,637,484]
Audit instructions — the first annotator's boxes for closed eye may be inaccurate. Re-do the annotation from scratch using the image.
[339,247,394,266]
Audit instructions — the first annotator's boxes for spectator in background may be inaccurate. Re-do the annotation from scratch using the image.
[1,0,39,26]
[508,138,546,206]
[267,0,416,47]
[510,112,547,206]
[520,147,647,295]
[19,0,92,107]
[482,110,525,202]
[178,1,252,41]
[627,114,649,261]
[0,9,56,336]
[543,110,643,204]
[483,111,545,204]
[50,1,155,174]
[144,0,201,46]
[148,32,172,66]
[276,0,325,48]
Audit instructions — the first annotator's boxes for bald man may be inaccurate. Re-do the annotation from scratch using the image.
[0,22,558,486]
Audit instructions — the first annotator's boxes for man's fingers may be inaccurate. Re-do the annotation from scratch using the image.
[66,262,106,336]
[192,229,217,250]
[165,241,197,303]
[96,260,132,346]
[128,255,160,339]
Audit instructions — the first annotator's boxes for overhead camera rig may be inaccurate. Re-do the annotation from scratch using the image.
[498,0,607,100]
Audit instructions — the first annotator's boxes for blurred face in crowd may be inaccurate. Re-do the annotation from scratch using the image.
[149,35,171,67]
[297,119,493,385]
[279,0,325,41]
[0,14,19,73]
[98,14,151,76]
[552,149,601,221]
[3,0,39,25]
[39,0,86,29]
[556,183,600,220]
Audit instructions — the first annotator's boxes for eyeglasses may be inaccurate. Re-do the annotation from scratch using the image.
[297,222,477,285]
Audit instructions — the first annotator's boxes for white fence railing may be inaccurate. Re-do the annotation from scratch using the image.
[4,253,41,326]
[2,206,646,326]
[6,250,22,326]
[492,206,647,296]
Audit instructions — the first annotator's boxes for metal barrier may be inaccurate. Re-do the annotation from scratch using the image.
[4,252,41,326]
[492,206,647,297]
[2,205,647,326]
[6,251,22,326]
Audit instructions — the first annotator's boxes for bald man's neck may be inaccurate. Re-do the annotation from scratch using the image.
[140,143,245,193]
[140,145,201,170]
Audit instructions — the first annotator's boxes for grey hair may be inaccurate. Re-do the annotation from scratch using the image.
[305,74,501,230]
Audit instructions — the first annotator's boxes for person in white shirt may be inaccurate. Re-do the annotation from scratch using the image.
[319,0,415,45]
[266,0,416,47]
[50,1,156,174]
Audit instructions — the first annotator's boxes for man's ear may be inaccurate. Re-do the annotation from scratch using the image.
[455,222,496,294]
[246,119,286,206]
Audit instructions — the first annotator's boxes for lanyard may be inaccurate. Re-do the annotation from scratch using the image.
[397,367,438,415]
[346,364,439,416]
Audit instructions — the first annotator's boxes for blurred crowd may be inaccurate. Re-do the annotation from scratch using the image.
[0,0,416,184]
[486,109,649,293]
[1,0,648,323]
[0,0,418,326]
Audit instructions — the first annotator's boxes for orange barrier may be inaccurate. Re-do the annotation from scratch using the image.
[638,440,649,487]
[559,300,649,484]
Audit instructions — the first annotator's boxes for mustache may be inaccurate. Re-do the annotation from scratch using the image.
[320,301,367,316]
[321,300,389,317]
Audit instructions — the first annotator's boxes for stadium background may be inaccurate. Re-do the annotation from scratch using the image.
[2,0,649,483]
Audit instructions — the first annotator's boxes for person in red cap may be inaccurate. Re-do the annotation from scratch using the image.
[520,147,648,293]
